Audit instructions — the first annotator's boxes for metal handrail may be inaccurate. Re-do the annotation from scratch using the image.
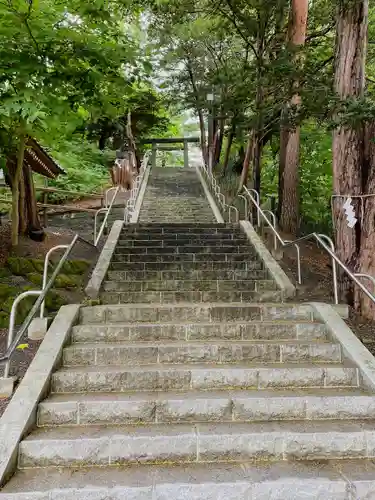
[94,186,120,246]
[243,186,375,306]
[1,235,96,373]
[198,163,239,223]
[124,153,150,223]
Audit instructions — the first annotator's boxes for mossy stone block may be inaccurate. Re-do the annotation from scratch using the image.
[27,273,43,286]
[61,260,90,275]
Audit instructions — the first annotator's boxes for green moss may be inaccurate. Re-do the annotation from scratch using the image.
[0,284,16,300]
[44,291,67,312]
[61,259,90,275]
[54,274,81,289]
[27,273,43,286]
[0,311,8,328]
[30,259,44,273]
[6,257,45,276]
[0,267,11,279]
[7,257,34,275]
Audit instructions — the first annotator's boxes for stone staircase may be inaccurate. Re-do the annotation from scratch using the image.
[2,166,375,498]
[139,167,216,223]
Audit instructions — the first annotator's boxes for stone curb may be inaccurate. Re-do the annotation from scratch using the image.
[130,163,152,223]
[195,166,224,223]
[0,377,17,399]
[310,302,375,391]
[240,221,296,299]
[85,220,123,299]
[0,304,80,487]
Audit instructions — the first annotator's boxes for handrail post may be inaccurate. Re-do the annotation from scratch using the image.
[318,234,339,305]
[3,290,42,378]
[40,245,69,319]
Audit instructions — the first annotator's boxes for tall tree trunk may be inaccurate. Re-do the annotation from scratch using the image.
[333,0,368,303]
[252,133,263,195]
[222,121,235,176]
[214,117,225,165]
[20,162,43,233]
[278,0,309,235]
[356,121,375,318]
[11,131,26,246]
[238,133,254,192]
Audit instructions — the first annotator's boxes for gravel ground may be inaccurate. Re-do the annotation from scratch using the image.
[0,328,41,416]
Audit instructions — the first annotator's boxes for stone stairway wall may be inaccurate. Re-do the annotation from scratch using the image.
[2,164,375,499]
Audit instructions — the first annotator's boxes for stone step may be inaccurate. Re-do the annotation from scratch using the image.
[18,419,375,468]
[3,459,375,499]
[72,320,328,343]
[106,269,269,281]
[38,389,374,427]
[114,245,253,255]
[51,363,359,393]
[119,233,245,241]
[111,253,258,263]
[100,289,283,304]
[143,218,216,223]
[109,260,264,272]
[117,237,248,247]
[63,340,341,367]
[102,279,277,293]
[122,224,236,232]
[79,303,318,325]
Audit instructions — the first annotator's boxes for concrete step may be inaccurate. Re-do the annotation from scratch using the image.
[122,224,236,232]
[106,269,269,281]
[117,237,248,247]
[102,279,277,293]
[119,231,248,242]
[72,320,328,343]
[109,260,264,271]
[18,419,375,468]
[100,289,283,304]
[111,253,259,263]
[38,388,374,427]
[62,340,341,367]
[51,363,359,394]
[79,303,318,325]
[3,459,375,499]
[114,245,253,255]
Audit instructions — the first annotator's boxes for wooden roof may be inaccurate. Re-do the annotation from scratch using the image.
[24,138,66,179]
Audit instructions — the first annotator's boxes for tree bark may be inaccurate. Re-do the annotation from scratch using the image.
[278,0,309,235]
[21,161,43,233]
[214,117,225,166]
[11,131,26,246]
[238,132,254,192]
[222,121,235,176]
[356,121,375,318]
[252,133,263,195]
[333,0,368,303]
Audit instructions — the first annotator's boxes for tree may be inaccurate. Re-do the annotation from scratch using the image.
[0,0,136,245]
[278,0,309,235]
[332,0,368,304]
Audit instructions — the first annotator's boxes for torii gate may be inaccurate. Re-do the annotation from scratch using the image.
[139,137,200,168]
